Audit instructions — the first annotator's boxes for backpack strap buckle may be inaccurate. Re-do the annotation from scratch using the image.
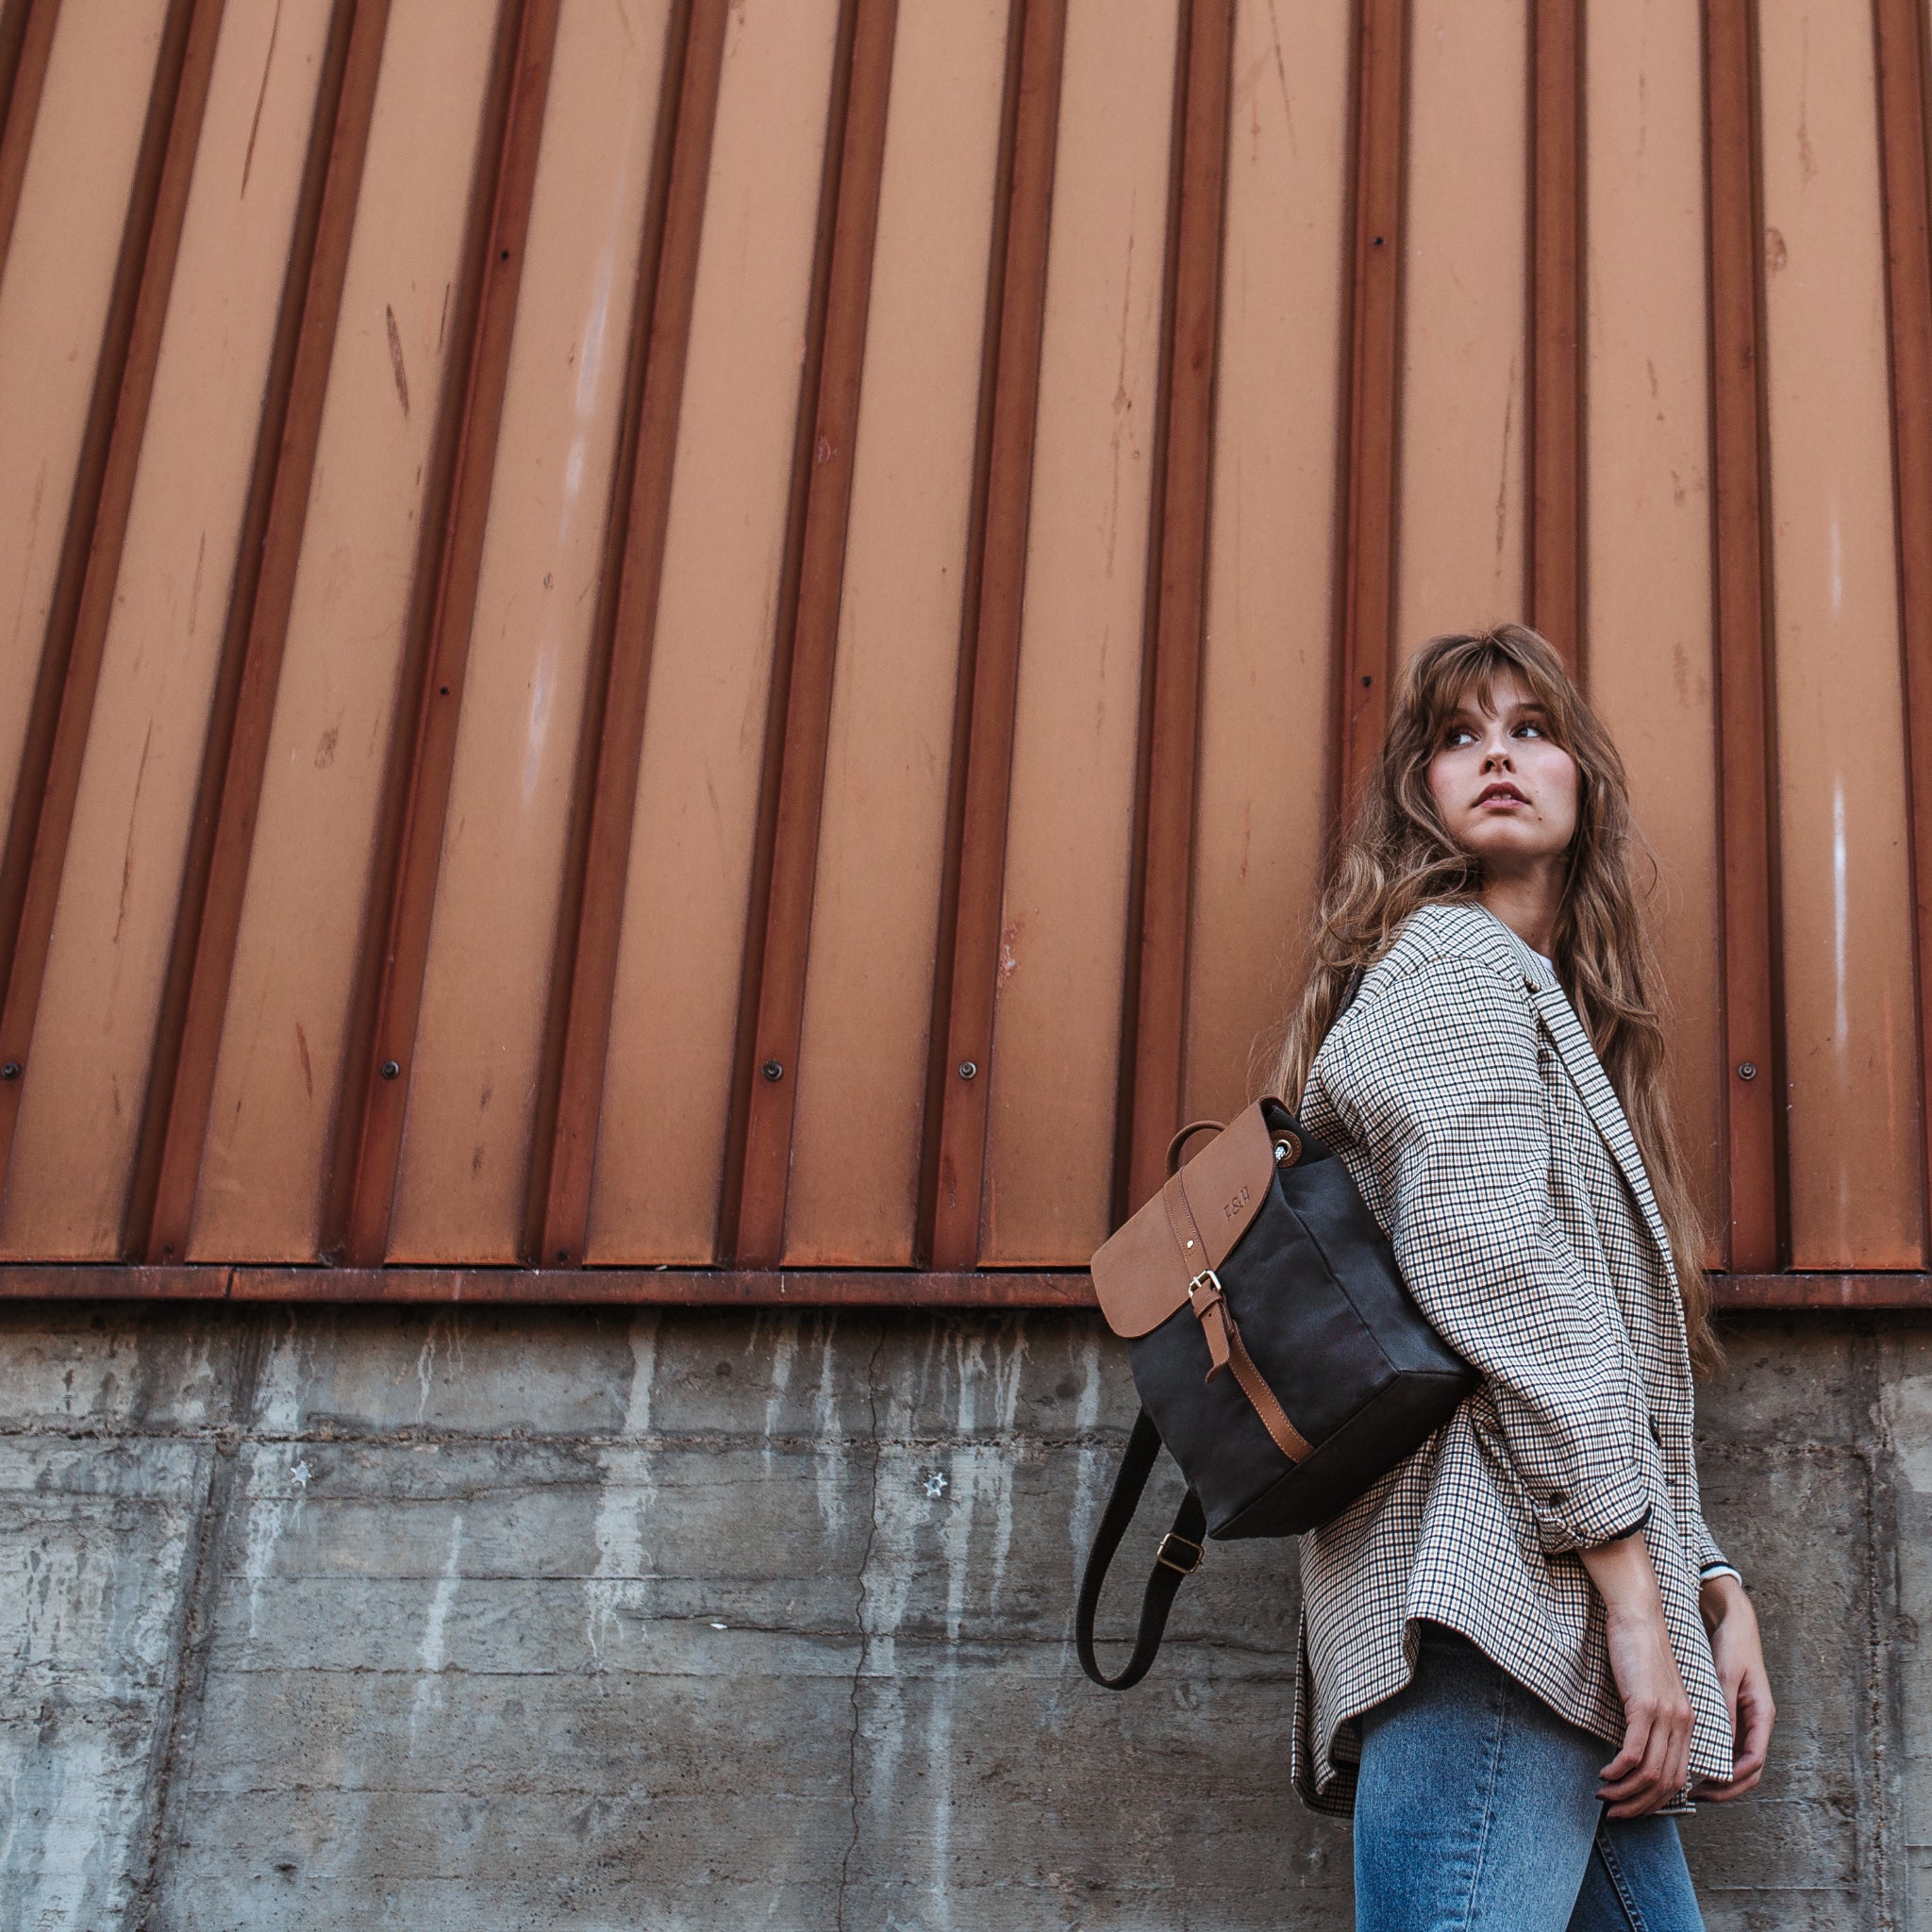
[1157,1531,1203,1574]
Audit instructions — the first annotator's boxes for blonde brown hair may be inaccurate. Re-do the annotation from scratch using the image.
[1267,624,1720,1374]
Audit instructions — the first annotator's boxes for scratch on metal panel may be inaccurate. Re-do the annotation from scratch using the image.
[384,301,409,414]
[239,0,286,200]
[182,528,207,644]
[1262,0,1298,151]
[1105,217,1137,577]
[113,721,157,946]
[1495,353,1516,557]
[6,463,45,654]
[998,917,1021,981]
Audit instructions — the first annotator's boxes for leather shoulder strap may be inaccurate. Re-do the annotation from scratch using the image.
[1075,1409,1207,1690]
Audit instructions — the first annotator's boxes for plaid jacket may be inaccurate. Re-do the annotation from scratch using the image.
[1290,900,1734,1814]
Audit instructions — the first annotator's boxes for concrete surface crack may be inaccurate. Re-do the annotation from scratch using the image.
[835,1321,886,1932]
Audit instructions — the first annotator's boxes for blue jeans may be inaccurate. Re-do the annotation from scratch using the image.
[1353,1623,1704,1931]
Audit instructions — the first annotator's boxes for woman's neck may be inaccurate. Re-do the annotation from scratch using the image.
[1478,868,1562,959]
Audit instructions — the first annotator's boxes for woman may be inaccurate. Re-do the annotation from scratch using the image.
[1271,626,1774,1930]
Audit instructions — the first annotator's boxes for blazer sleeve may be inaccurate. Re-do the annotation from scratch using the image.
[1322,952,1653,1555]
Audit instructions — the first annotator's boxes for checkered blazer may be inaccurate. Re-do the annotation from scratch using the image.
[1290,900,1734,1814]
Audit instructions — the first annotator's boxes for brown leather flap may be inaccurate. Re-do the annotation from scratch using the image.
[1090,1102,1281,1337]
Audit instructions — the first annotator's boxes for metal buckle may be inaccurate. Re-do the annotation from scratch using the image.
[1157,1532,1203,1574]
[1186,1267,1222,1306]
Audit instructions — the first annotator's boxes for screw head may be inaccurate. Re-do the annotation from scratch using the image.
[761,1059,783,1082]
[379,1058,401,1080]
[0,1061,18,1081]
[1737,1061,1757,1081]
[958,1060,977,1080]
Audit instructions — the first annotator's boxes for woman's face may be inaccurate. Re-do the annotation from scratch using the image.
[1424,669,1579,875]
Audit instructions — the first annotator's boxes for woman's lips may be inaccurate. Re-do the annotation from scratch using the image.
[1476,785,1527,807]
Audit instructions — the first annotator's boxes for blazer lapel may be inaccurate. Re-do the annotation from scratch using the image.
[1528,979,1676,1275]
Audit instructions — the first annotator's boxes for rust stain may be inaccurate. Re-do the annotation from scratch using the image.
[1765,225,1788,273]
[113,724,156,946]
[240,0,285,201]
[1796,20,1817,185]
[385,305,410,416]
[471,1143,485,1175]
[438,281,452,352]
[295,1021,313,1100]
[998,918,1023,984]
[313,722,339,769]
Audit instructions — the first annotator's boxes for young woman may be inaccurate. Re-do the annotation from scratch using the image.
[1272,626,1774,1930]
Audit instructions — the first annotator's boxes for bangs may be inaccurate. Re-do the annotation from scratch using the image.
[1419,636,1574,747]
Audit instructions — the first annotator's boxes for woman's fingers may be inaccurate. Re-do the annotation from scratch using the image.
[1599,1707,1670,1813]
[1664,1710,1690,1806]
[1697,1764,1762,1802]
[1707,1638,1777,1800]
[1600,1693,1694,1817]
[1597,1717,1648,1787]
[1699,1669,1775,1802]
[1733,1674,1775,1778]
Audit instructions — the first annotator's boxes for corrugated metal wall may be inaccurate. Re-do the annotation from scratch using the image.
[1,0,1930,1298]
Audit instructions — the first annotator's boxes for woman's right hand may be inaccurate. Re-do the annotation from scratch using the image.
[1580,1530,1695,1818]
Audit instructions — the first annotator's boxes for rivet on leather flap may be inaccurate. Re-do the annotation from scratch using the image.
[1090,1102,1280,1337]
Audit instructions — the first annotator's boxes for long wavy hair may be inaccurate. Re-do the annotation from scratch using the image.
[1266,625,1720,1374]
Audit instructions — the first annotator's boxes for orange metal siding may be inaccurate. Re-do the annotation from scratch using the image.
[1584,0,1725,1250]
[1,0,1930,1297]
[586,0,843,1264]
[1181,0,1349,1135]
[191,0,507,1260]
[390,0,675,1264]
[1758,0,1924,1267]
[783,0,1010,1267]
[978,0,1179,1263]
[1,0,337,1259]
[1394,0,1529,664]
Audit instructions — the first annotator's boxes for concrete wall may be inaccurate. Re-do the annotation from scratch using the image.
[0,1303,1924,1931]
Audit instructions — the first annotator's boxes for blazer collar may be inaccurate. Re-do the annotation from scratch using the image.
[1490,918,1677,1279]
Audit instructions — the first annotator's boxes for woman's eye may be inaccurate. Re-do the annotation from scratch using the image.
[1444,726,1476,746]
[1513,721,1544,739]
